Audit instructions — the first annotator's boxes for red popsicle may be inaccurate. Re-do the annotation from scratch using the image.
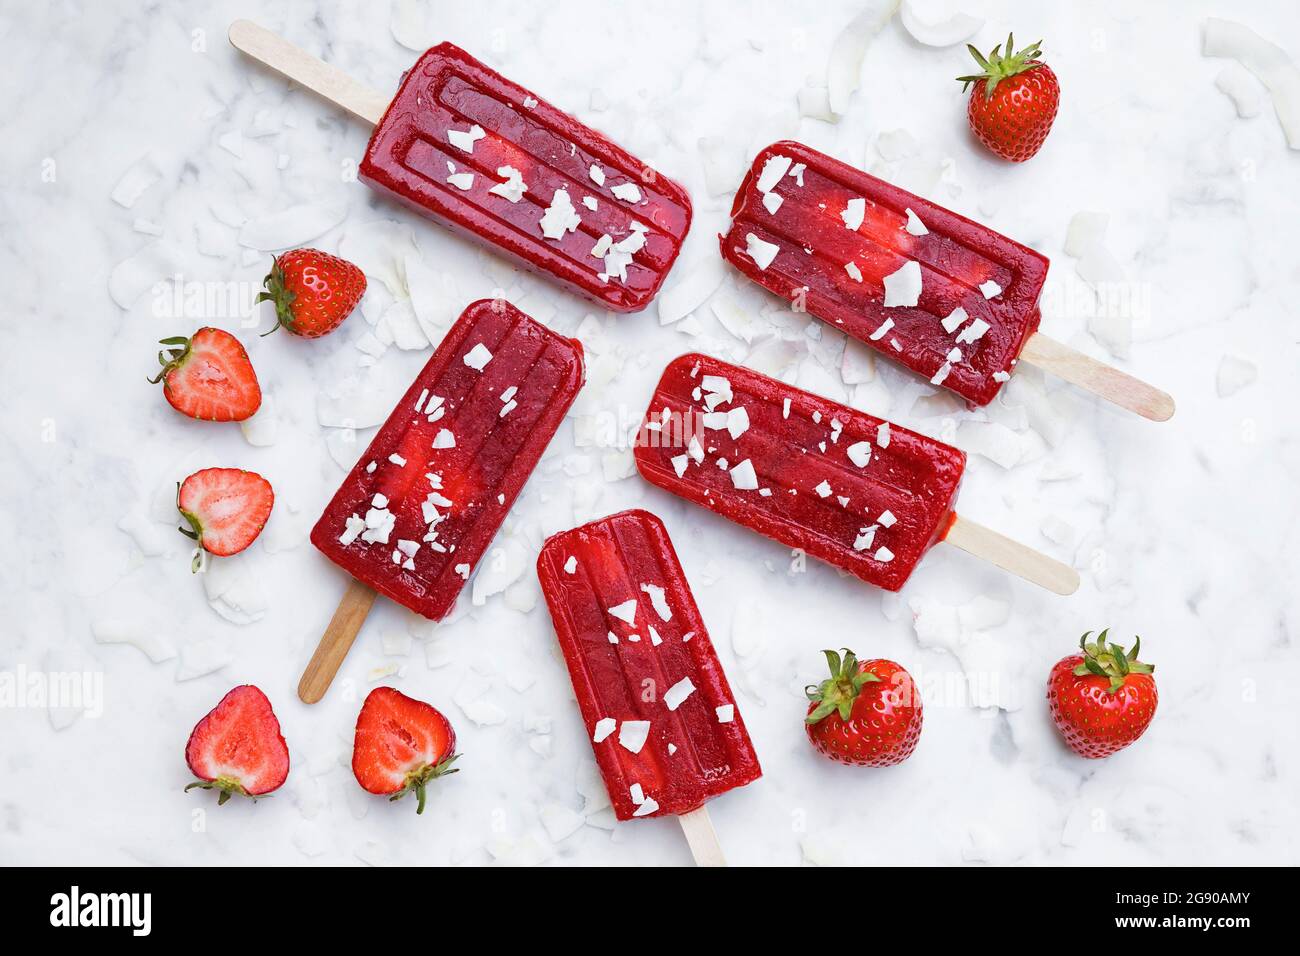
[302,299,584,701]
[229,21,691,313]
[537,509,760,861]
[362,45,692,312]
[721,141,1174,420]
[634,354,1078,595]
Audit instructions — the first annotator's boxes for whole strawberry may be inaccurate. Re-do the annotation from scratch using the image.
[149,327,261,421]
[1047,630,1157,759]
[258,248,366,337]
[352,687,459,814]
[805,649,922,767]
[178,467,274,571]
[185,685,289,805]
[958,34,1060,162]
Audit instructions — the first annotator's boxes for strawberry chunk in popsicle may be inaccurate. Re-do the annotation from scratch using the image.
[311,299,584,619]
[721,141,1049,406]
[362,44,692,312]
[537,509,761,820]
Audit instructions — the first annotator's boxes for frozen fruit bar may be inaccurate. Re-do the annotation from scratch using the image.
[311,299,583,619]
[361,44,692,312]
[721,141,1049,406]
[537,509,761,820]
[634,354,966,592]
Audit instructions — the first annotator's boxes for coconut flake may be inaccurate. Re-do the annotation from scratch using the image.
[979,279,1002,299]
[853,526,877,551]
[540,188,582,239]
[339,514,366,546]
[841,197,866,230]
[657,257,726,326]
[593,717,617,743]
[1203,17,1300,148]
[847,441,873,467]
[608,599,637,625]
[447,124,486,152]
[883,261,922,307]
[941,306,969,334]
[488,165,527,202]
[611,182,642,203]
[744,233,779,270]
[640,583,673,622]
[730,458,759,490]
[463,342,493,370]
[845,262,863,282]
[757,154,793,193]
[618,720,651,753]
[827,1,899,117]
[664,677,696,711]
[904,207,928,235]
[899,0,983,47]
[869,317,895,341]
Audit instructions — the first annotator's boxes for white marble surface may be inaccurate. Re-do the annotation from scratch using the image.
[2,0,1298,866]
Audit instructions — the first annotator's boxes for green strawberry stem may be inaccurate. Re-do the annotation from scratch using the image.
[389,753,461,814]
[174,481,206,573]
[256,256,296,336]
[1073,629,1154,694]
[146,335,194,384]
[184,776,254,806]
[805,648,880,724]
[957,32,1045,99]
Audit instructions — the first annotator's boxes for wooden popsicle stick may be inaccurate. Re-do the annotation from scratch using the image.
[944,515,1079,595]
[228,19,388,125]
[298,578,379,704]
[678,807,727,867]
[1019,332,1175,422]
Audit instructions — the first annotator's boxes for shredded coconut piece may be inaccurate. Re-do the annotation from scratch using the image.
[841,197,866,230]
[744,233,779,270]
[540,188,582,240]
[447,124,486,152]
[464,342,493,370]
[488,165,527,203]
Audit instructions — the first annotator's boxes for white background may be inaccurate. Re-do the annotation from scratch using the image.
[1,0,1297,865]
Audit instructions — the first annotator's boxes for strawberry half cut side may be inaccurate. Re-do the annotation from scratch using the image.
[352,687,459,815]
[177,468,274,571]
[184,685,289,804]
[148,327,262,422]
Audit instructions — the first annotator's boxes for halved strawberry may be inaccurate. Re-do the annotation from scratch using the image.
[178,468,274,570]
[352,686,458,814]
[185,685,289,805]
[149,327,262,421]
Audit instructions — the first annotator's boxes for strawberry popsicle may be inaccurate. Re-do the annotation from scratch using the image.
[537,510,761,823]
[310,299,584,620]
[721,140,1048,406]
[634,354,1078,595]
[361,44,692,312]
